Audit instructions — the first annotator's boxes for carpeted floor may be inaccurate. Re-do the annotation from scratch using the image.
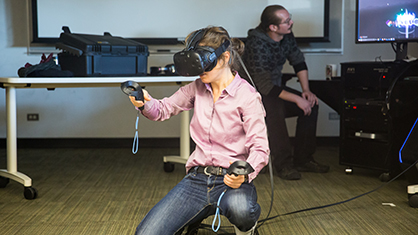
[0,146,417,235]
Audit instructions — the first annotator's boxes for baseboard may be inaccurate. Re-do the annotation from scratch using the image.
[0,137,339,149]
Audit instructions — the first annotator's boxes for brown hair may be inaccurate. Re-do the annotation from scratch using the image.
[256,5,286,33]
[185,26,245,73]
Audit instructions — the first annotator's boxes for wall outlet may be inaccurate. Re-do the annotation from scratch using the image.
[27,113,39,121]
[328,112,340,120]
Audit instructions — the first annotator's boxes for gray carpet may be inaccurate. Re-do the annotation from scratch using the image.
[0,146,417,235]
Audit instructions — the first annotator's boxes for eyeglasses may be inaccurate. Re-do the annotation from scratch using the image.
[280,14,292,25]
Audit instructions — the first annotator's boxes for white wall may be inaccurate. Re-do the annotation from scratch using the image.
[0,0,417,139]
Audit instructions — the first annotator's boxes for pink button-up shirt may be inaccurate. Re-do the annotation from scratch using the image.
[142,73,270,181]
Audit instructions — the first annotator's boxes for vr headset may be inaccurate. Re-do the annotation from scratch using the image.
[173,29,231,76]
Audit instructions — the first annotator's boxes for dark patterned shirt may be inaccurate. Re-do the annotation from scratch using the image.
[241,28,307,97]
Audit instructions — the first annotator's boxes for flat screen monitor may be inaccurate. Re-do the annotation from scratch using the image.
[31,0,330,45]
[356,0,418,44]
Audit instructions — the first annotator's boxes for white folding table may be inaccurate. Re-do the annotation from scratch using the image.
[0,76,197,199]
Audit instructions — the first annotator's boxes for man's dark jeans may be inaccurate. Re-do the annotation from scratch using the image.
[262,86,318,171]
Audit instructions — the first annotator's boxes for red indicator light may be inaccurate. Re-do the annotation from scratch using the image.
[383,75,386,79]
[353,106,357,109]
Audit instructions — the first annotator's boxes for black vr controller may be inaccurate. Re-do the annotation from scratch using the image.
[227,161,254,176]
[121,80,145,110]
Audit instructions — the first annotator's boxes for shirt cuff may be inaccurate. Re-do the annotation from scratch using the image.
[293,62,308,74]
[267,85,283,97]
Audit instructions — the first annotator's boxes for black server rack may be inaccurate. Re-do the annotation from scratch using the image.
[340,61,418,179]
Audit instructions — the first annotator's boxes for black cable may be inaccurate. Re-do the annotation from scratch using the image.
[256,155,274,229]
[257,157,418,224]
[391,42,397,54]
[390,42,407,58]
[201,51,417,234]
[196,157,418,234]
[385,60,417,112]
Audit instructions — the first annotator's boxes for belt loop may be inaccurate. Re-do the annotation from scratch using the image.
[191,166,199,174]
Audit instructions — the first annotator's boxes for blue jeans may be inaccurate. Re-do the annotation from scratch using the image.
[134,168,261,235]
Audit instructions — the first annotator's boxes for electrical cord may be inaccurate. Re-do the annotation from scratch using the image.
[237,55,257,89]
[399,118,418,164]
[263,114,418,225]
[259,158,418,224]
[196,157,418,235]
[254,59,418,229]
[383,59,418,147]
[255,155,274,229]
[385,59,418,112]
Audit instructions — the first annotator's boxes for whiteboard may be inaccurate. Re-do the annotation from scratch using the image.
[32,0,329,44]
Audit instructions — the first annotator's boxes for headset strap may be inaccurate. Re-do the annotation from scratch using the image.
[214,40,230,57]
[187,29,206,50]
[209,40,231,62]
[188,28,231,62]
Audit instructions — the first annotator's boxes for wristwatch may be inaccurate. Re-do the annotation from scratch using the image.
[244,174,249,183]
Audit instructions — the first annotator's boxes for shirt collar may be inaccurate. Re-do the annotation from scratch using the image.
[223,73,241,97]
[204,72,241,97]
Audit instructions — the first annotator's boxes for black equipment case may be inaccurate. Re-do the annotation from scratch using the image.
[56,27,149,76]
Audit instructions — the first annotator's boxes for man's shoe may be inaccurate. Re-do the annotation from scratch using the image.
[296,161,330,173]
[277,167,301,180]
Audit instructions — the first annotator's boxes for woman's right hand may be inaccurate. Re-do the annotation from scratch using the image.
[129,89,151,109]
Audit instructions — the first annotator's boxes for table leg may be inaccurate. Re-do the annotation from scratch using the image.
[163,110,190,171]
[0,86,32,187]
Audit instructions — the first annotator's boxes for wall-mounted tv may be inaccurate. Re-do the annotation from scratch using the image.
[31,0,329,45]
